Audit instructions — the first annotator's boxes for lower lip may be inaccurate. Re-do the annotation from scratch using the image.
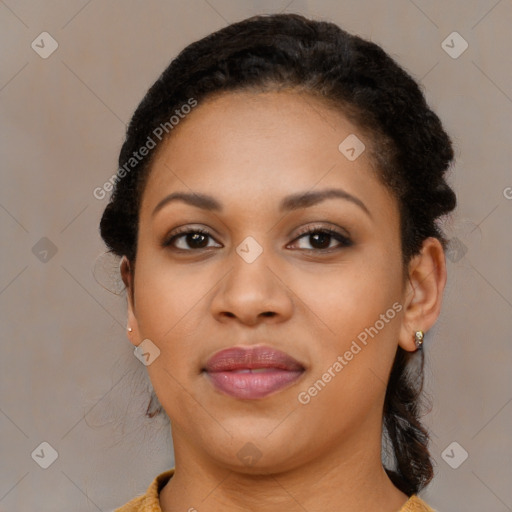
[205,369,304,399]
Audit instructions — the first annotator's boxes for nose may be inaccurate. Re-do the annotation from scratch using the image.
[210,246,294,326]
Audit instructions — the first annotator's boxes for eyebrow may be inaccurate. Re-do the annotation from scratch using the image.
[152,188,371,218]
[279,188,371,218]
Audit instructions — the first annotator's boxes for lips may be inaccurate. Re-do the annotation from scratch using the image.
[204,345,305,399]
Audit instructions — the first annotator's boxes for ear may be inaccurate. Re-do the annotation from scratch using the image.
[120,256,140,347]
[398,237,447,352]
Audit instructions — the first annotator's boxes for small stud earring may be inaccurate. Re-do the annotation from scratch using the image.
[127,327,133,333]
[414,330,424,350]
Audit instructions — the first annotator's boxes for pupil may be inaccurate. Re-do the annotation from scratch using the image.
[188,233,208,248]
[311,232,330,249]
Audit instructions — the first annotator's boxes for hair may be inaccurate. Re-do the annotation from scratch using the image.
[100,13,456,496]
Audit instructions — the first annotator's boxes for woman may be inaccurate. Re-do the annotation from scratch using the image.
[101,13,456,512]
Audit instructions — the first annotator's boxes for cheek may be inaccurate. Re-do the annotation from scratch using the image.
[292,260,402,433]
[132,250,225,398]
[133,257,208,422]
[292,246,402,340]
[291,252,403,419]
[134,246,210,336]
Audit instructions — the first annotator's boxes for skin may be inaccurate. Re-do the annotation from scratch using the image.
[121,90,447,512]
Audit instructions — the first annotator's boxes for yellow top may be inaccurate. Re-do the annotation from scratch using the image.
[114,469,436,511]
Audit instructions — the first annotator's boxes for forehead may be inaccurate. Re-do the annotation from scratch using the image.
[140,90,397,221]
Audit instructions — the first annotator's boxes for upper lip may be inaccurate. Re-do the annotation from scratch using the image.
[204,345,305,372]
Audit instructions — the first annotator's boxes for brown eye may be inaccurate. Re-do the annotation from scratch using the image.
[290,227,352,252]
[163,228,221,251]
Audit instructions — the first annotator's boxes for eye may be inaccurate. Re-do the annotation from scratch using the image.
[289,226,353,252]
[162,227,221,251]
[162,225,353,253]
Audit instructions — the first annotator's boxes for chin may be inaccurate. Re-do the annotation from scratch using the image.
[201,426,308,475]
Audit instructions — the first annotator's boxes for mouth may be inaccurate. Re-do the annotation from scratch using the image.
[203,345,306,399]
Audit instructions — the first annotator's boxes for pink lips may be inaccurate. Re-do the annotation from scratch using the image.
[204,345,305,399]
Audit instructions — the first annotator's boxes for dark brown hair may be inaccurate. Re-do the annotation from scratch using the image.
[100,13,456,496]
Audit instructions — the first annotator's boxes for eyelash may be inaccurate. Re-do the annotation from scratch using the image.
[162,225,353,253]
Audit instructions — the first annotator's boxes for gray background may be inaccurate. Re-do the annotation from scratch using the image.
[1,1,511,511]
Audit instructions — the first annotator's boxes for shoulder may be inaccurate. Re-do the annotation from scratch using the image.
[399,494,437,512]
[114,469,175,512]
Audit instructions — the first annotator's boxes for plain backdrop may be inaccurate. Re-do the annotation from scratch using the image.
[1,1,511,511]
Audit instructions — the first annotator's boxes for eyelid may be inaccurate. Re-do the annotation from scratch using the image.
[162,225,221,249]
[292,222,351,241]
[288,224,353,251]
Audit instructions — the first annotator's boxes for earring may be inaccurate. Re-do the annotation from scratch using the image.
[127,327,133,333]
[414,330,424,350]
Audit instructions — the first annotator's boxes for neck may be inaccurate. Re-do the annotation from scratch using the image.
[160,423,408,512]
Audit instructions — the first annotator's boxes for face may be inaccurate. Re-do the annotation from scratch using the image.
[125,90,415,474]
